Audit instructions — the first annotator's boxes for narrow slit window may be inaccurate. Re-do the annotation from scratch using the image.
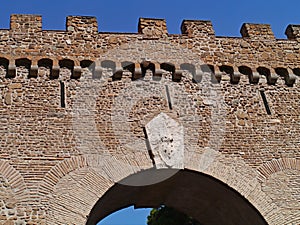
[143,127,155,165]
[165,85,172,110]
[60,81,66,108]
[260,90,271,115]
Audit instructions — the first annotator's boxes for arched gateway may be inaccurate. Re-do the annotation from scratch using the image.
[87,169,268,225]
[0,14,299,224]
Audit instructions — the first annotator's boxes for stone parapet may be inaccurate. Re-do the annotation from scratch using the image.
[138,18,168,38]
[66,16,98,33]
[181,20,215,37]
[10,14,42,33]
[240,23,275,39]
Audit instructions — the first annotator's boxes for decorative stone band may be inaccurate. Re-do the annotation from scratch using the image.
[0,56,299,86]
[5,14,300,40]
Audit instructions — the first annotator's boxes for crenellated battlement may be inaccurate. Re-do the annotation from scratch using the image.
[240,23,275,39]
[66,16,98,33]
[1,14,300,86]
[2,14,300,39]
[10,14,42,33]
[1,14,300,87]
[181,20,215,37]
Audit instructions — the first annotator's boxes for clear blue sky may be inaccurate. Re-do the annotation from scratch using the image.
[1,0,300,38]
[1,0,299,224]
[99,206,151,225]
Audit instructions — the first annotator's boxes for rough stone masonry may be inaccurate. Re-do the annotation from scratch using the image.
[0,14,299,224]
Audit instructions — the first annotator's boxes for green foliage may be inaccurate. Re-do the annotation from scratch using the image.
[147,206,201,225]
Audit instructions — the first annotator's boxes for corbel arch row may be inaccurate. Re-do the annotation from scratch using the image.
[0,56,299,86]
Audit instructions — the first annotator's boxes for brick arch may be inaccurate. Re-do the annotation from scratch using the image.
[40,153,295,225]
[43,154,270,224]
[45,167,114,225]
[43,152,279,225]
[257,158,300,182]
[42,154,150,224]
[39,155,87,199]
[86,165,270,225]
[184,152,285,225]
[0,159,27,200]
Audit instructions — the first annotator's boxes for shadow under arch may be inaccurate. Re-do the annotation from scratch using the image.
[86,169,268,225]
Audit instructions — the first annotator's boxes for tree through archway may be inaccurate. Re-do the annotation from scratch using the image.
[87,169,268,225]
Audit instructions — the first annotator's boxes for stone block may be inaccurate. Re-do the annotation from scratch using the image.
[145,113,184,169]
[66,16,98,33]
[181,20,215,37]
[240,23,275,39]
[10,14,42,33]
[138,18,168,38]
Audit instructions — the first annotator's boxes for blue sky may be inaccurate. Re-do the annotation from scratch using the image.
[1,0,300,38]
[99,206,151,225]
[1,0,299,224]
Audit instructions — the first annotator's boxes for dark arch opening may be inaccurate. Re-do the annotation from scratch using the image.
[239,66,252,76]
[257,67,270,76]
[0,57,9,68]
[275,67,288,77]
[201,64,215,83]
[180,63,196,75]
[292,68,300,76]
[87,169,268,225]
[122,61,135,73]
[101,60,116,70]
[161,62,176,81]
[257,66,274,85]
[219,65,234,75]
[16,58,32,78]
[38,58,53,68]
[59,59,74,79]
[180,63,198,82]
[0,57,9,77]
[161,62,175,74]
[140,61,155,78]
[81,60,94,68]
[59,59,74,70]
[239,66,258,84]
[16,58,31,69]
[38,58,53,79]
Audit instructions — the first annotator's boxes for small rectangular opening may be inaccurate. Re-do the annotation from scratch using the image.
[260,90,271,115]
[165,85,172,110]
[60,81,66,108]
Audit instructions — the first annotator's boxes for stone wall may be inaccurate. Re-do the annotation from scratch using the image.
[0,14,299,224]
